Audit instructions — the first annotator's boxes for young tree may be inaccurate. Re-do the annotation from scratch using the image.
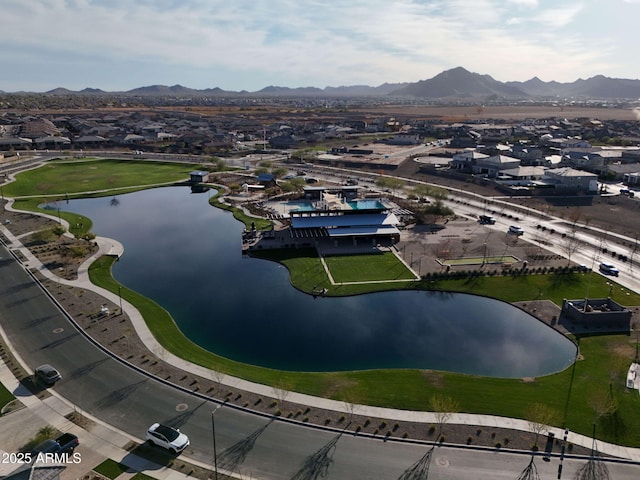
[430,394,459,438]
[526,403,560,449]
[272,379,292,410]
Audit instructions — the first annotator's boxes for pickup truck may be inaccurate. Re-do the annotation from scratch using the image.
[31,433,79,455]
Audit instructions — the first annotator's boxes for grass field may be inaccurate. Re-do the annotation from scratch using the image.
[323,251,416,283]
[2,158,198,198]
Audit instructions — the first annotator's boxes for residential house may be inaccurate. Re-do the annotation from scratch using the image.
[544,167,598,193]
[34,136,71,148]
[561,149,606,173]
[472,154,520,178]
[73,135,108,148]
[269,134,301,149]
[0,137,33,150]
[497,166,546,186]
[623,172,640,186]
[604,162,640,182]
[451,150,489,172]
[509,143,544,165]
[621,149,640,163]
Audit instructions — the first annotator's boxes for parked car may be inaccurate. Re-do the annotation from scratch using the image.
[34,364,61,385]
[508,225,524,236]
[145,423,190,454]
[479,215,496,225]
[599,262,619,276]
[32,433,79,455]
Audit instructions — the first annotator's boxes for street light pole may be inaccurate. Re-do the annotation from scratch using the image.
[211,402,226,480]
[118,285,123,314]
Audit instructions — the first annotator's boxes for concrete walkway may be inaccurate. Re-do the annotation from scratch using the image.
[2,197,640,470]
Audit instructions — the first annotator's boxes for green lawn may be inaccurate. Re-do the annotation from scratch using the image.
[2,158,198,198]
[0,382,15,413]
[324,252,416,282]
[93,459,131,479]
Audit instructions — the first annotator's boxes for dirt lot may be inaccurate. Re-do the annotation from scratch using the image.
[352,104,640,122]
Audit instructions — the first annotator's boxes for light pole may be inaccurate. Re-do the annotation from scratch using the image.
[211,402,226,480]
[118,285,123,314]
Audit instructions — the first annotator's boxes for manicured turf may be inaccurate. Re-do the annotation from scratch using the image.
[2,158,198,198]
[0,382,15,413]
[323,251,416,282]
[93,459,130,479]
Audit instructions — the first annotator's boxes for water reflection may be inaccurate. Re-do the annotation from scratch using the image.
[57,187,577,377]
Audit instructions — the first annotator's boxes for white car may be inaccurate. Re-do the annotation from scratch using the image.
[146,423,190,454]
[35,364,61,385]
[508,225,524,236]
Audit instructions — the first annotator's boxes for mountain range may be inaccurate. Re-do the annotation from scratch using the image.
[4,67,640,100]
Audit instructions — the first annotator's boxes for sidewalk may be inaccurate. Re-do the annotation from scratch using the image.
[2,198,640,465]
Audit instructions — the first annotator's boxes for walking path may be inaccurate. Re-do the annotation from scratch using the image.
[2,198,640,478]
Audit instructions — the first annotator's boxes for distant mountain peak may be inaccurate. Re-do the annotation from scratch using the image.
[5,67,640,99]
[389,66,527,99]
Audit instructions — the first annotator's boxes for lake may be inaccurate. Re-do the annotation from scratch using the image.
[57,186,577,377]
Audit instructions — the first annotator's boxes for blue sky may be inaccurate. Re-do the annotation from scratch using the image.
[2,0,639,92]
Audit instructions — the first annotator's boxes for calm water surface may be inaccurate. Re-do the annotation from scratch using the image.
[60,187,577,377]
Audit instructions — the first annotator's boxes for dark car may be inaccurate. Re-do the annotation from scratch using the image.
[32,433,79,455]
[34,364,61,385]
[599,262,619,276]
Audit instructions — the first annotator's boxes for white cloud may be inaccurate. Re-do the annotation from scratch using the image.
[531,3,583,28]
[506,0,539,6]
[0,0,637,90]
